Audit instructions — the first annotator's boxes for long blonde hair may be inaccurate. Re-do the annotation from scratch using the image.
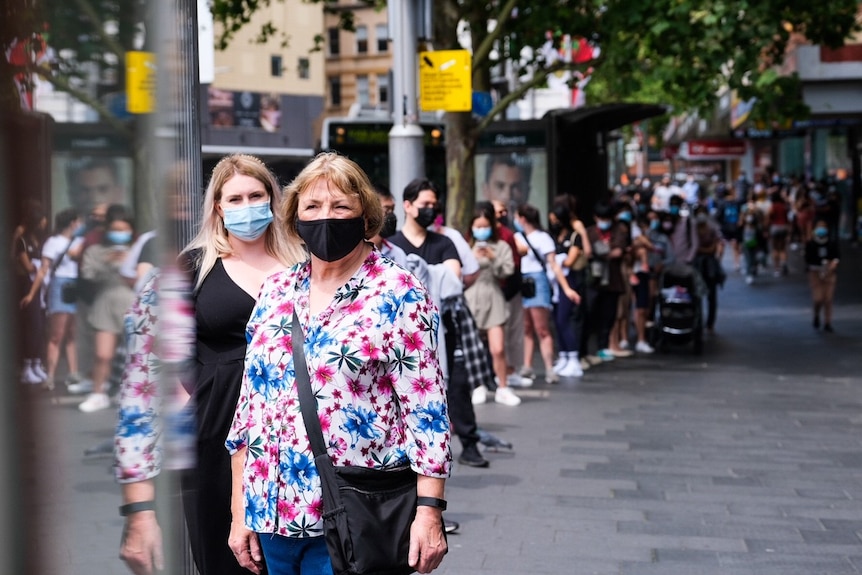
[182,154,305,289]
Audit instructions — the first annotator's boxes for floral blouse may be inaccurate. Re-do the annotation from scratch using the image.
[114,273,162,483]
[226,249,451,537]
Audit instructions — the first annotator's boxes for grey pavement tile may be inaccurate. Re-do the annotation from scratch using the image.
[800,529,862,545]
[719,551,861,574]
[796,488,853,500]
[654,548,720,563]
[744,538,862,555]
[618,520,803,541]
[531,537,653,562]
[821,519,862,531]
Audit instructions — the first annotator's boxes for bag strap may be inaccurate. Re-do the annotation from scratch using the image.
[520,233,547,271]
[292,312,329,459]
[50,237,76,276]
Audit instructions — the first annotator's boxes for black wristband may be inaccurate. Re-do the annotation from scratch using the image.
[416,496,447,511]
[119,501,156,516]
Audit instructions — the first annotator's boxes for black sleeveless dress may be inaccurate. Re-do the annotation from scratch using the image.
[181,258,258,575]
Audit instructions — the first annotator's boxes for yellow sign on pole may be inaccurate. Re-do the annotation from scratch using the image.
[419,50,472,112]
[126,51,156,114]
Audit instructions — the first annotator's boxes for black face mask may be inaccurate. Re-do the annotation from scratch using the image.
[549,222,563,236]
[498,214,509,227]
[379,212,397,238]
[415,207,437,229]
[296,217,366,262]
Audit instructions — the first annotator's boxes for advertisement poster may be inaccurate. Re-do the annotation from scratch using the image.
[51,153,134,219]
[474,150,549,225]
[208,87,281,133]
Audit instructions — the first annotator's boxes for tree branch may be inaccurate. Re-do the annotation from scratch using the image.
[73,0,127,58]
[471,0,518,69]
[474,61,572,134]
[29,64,132,137]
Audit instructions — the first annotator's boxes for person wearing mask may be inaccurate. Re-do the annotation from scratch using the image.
[584,203,627,363]
[805,220,840,332]
[489,199,530,387]
[390,179,488,469]
[464,206,520,405]
[665,194,700,265]
[180,154,306,575]
[77,209,137,412]
[227,153,450,575]
[547,195,588,376]
[513,204,573,382]
[608,203,635,357]
[21,208,85,392]
[715,186,744,272]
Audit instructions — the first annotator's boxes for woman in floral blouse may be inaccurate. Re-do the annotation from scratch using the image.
[226,153,451,575]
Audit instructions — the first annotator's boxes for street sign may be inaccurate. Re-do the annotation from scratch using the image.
[126,51,156,114]
[419,50,472,112]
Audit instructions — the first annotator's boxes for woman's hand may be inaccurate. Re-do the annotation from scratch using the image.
[228,520,264,574]
[474,245,494,260]
[20,293,34,309]
[408,507,448,574]
[119,512,163,575]
[563,286,581,305]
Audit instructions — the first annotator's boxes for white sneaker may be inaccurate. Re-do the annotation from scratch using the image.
[580,358,591,371]
[20,365,42,385]
[506,374,533,388]
[635,341,655,354]
[559,359,584,377]
[552,356,569,375]
[32,360,48,381]
[618,340,630,350]
[79,392,111,413]
[67,379,94,395]
[745,275,754,285]
[471,385,488,405]
[495,387,521,406]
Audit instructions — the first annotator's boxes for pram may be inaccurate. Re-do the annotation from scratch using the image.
[653,263,703,354]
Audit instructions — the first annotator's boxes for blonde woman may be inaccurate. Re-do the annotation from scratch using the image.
[178,154,304,575]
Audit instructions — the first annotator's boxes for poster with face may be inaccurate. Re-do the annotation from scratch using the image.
[51,153,133,224]
[475,150,548,228]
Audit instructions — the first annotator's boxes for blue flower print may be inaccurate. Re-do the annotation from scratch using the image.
[340,404,381,448]
[413,401,449,437]
[245,493,269,530]
[247,356,282,398]
[305,324,337,359]
[282,448,319,490]
[376,292,401,324]
[401,287,423,304]
[116,406,156,439]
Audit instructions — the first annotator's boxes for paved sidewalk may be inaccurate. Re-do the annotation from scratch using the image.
[32,241,862,575]
[439,241,862,574]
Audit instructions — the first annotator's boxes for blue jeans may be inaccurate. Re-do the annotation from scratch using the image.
[258,534,334,575]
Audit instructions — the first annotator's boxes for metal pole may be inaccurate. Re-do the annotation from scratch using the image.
[389,0,425,223]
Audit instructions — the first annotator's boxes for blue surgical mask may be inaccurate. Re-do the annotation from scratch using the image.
[669,206,680,216]
[617,212,632,223]
[472,227,492,242]
[106,230,132,245]
[650,220,660,231]
[814,227,828,239]
[223,203,273,241]
[513,219,524,233]
[597,220,612,231]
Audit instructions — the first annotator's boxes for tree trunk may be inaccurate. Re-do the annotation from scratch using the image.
[446,111,477,234]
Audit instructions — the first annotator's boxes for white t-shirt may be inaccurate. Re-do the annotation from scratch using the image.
[517,230,555,274]
[439,226,479,276]
[42,235,83,279]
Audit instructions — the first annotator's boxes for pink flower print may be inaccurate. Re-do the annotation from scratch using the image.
[402,330,424,353]
[277,498,300,522]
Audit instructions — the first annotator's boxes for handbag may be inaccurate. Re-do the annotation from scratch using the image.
[292,313,418,575]
[60,277,98,305]
[519,275,536,298]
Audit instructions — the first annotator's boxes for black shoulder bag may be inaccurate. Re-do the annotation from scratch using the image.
[292,313,418,575]
[519,233,547,299]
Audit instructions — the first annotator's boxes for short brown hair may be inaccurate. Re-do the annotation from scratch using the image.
[282,152,384,241]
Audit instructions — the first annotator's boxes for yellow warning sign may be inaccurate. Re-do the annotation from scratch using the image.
[419,50,472,112]
[126,51,156,114]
